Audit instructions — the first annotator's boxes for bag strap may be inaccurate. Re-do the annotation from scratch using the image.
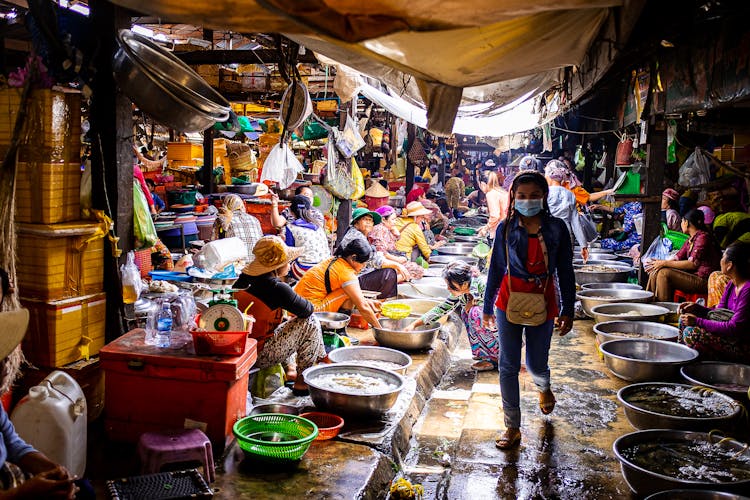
[324,257,339,295]
[504,218,550,293]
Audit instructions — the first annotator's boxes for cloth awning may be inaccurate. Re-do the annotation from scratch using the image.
[111,0,642,135]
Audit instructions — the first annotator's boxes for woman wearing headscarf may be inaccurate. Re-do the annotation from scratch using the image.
[283,195,331,280]
[212,194,264,258]
[233,236,326,393]
[545,160,594,260]
[662,188,682,231]
[367,205,424,280]
[482,171,575,450]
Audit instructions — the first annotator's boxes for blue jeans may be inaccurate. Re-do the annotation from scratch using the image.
[496,308,554,428]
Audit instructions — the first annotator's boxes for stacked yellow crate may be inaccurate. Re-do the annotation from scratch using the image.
[0,88,107,368]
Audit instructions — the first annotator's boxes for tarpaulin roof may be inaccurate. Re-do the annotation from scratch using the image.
[112,0,641,135]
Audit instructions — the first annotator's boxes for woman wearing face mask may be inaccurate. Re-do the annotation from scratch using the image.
[482,171,576,450]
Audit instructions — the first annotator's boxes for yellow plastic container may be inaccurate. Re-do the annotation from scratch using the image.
[15,162,81,224]
[381,302,412,320]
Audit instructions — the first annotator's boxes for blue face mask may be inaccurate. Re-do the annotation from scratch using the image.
[515,199,544,217]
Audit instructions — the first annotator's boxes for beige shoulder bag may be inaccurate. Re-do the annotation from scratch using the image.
[504,224,549,327]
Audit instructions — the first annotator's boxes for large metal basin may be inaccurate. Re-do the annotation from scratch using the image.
[593,321,679,345]
[613,430,750,496]
[436,244,476,256]
[327,346,412,375]
[429,255,479,266]
[398,283,450,300]
[581,282,643,291]
[113,30,229,132]
[599,339,699,382]
[575,246,612,254]
[681,361,750,401]
[577,289,654,317]
[303,364,404,416]
[373,317,440,351]
[591,303,668,324]
[654,301,681,323]
[574,262,633,285]
[574,258,624,266]
[451,235,481,243]
[422,265,446,277]
[617,382,742,431]
[646,490,750,500]
[410,277,446,288]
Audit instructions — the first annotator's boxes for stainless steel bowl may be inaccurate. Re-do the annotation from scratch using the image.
[613,430,750,496]
[575,246,613,254]
[617,382,742,431]
[313,311,350,330]
[591,303,669,324]
[398,283,451,300]
[382,298,442,317]
[576,289,654,317]
[410,277,447,288]
[373,317,441,350]
[429,255,479,266]
[574,262,634,285]
[599,339,699,382]
[422,265,446,277]
[646,490,750,500]
[327,346,412,375]
[113,30,229,132]
[581,282,643,291]
[436,244,476,256]
[303,364,404,416]
[452,235,481,243]
[654,301,681,323]
[594,321,679,345]
[574,255,618,263]
[249,403,300,416]
[680,361,750,401]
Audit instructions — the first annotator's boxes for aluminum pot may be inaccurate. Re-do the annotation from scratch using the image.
[327,346,412,375]
[429,255,479,266]
[617,382,742,432]
[581,282,643,291]
[303,364,404,416]
[653,301,680,323]
[373,317,441,351]
[410,277,447,288]
[422,265,446,277]
[680,361,750,401]
[591,303,669,324]
[313,312,350,330]
[436,244,476,256]
[576,289,654,317]
[574,262,633,285]
[593,320,679,345]
[113,30,229,132]
[451,235,481,243]
[613,430,750,496]
[646,490,750,500]
[575,246,612,254]
[249,403,300,416]
[599,339,699,382]
[398,283,450,300]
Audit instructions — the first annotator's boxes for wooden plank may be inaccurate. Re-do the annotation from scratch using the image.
[640,119,667,287]
[175,49,318,65]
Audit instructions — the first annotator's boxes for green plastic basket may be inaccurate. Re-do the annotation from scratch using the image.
[233,414,318,464]
[662,223,689,250]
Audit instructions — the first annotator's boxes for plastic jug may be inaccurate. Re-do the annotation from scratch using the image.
[11,371,87,477]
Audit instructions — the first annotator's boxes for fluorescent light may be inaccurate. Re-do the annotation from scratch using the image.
[132,25,154,38]
[69,3,89,15]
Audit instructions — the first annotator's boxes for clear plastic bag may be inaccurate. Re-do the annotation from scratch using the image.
[260,143,303,189]
[133,182,157,249]
[334,114,366,158]
[120,251,141,304]
[641,235,673,268]
[324,137,356,199]
[678,148,711,187]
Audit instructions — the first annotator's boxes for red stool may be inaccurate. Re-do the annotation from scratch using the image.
[673,291,707,303]
[137,429,215,483]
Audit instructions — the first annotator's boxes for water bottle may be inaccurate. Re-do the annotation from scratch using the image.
[156,302,172,348]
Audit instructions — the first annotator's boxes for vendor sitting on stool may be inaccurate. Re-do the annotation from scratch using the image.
[233,236,326,394]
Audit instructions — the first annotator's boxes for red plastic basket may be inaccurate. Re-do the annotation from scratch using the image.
[190,330,248,356]
[299,412,344,440]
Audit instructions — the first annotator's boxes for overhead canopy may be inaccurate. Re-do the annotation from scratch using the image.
[112,0,642,135]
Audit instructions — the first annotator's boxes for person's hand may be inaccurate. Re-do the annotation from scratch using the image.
[395,264,411,282]
[270,192,279,206]
[581,247,590,262]
[680,313,697,326]
[368,299,382,312]
[13,467,77,500]
[555,315,573,336]
[394,255,408,264]
[645,259,665,272]
[477,226,488,237]
[403,320,418,332]
[482,313,496,330]
[679,302,699,314]
[590,204,603,212]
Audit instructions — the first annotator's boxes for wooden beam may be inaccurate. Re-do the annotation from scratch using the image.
[175,49,318,65]
[640,119,667,287]
[3,38,30,51]
[89,0,133,340]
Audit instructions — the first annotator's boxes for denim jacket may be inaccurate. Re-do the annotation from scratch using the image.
[483,213,576,317]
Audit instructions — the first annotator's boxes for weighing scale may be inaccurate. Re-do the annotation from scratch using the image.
[199,288,245,332]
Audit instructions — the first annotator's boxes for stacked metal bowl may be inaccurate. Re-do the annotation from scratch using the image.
[599,339,699,382]
[576,289,654,317]
[574,260,633,285]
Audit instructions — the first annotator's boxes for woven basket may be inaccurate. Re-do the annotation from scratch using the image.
[227,151,254,171]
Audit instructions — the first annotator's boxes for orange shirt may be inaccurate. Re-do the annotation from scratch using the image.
[294,257,359,307]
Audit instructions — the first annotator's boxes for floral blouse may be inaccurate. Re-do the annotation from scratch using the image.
[368,223,398,253]
[420,275,486,325]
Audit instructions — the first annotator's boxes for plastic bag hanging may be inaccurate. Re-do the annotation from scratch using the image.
[260,143,303,189]
[323,135,356,199]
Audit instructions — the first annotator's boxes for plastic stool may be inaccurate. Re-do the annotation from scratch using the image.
[673,291,707,304]
[137,429,215,483]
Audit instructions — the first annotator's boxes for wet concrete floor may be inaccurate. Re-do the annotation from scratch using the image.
[399,319,638,499]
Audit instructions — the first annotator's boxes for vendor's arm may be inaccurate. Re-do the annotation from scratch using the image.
[275,282,314,318]
[269,193,287,230]
[695,286,749,336]
[587,189,615,203]
[343,282,381,328]
[413,229,432,260]
[418,296,460,326]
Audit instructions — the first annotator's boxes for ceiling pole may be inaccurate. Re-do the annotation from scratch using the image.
[405,123,416,194]
[201,28,215,195]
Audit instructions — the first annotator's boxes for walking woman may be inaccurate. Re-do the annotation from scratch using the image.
[482,171,576,450]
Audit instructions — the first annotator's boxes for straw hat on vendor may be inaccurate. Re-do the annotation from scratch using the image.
[0,309,30,362]
[403,201,432,218]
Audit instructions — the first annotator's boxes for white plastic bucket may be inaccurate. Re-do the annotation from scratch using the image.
[11,371,87,476]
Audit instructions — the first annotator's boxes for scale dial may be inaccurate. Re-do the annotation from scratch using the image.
[199,303,245,332]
